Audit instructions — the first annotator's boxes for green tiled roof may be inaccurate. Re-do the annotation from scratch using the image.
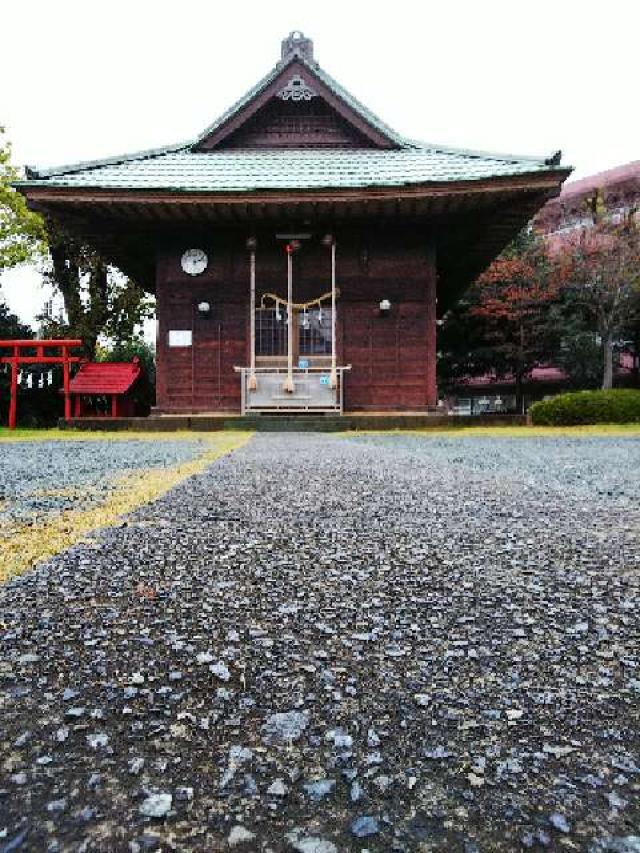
[22,145,561,193]
[20,49,566,194]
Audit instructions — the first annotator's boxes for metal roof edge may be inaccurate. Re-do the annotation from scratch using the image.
[194,57,293,144]
[296,56,406,147]
[406,139,571,168]
[24,141,194,180]
[15,169,570,199]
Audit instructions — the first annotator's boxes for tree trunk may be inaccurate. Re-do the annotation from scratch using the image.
[516,320,526,413]
[602,334,614,389]
[515,372,525,414]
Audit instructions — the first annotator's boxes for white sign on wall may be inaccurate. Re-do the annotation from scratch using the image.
[168,330,193,347]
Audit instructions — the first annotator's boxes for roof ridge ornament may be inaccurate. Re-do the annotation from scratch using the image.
[277,75,318,102]
[281,30,314,62]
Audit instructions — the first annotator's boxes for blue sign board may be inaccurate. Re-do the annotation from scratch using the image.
[319,374,330,386]
[298,359,310,369]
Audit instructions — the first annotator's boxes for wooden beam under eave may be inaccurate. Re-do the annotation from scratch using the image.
[265,203,281,220]
[214,204,234,223]
[199,206,221,223]
[414,197,437,218]
[172,203,193,223]
[227,204,244,223]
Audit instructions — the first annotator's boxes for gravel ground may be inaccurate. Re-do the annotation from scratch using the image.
[0,433,639,852]
[0,440,210,524]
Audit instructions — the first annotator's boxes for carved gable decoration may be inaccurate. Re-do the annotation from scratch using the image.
[194,31,400,152]
[277,75,318,102]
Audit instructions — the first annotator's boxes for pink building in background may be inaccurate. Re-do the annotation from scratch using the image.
[534,160,640,248]
[446,162,640,414]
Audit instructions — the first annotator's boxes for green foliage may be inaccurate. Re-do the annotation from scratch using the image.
[0,298,31,339]
[0,126,46,269]
[530,389,640,425]
[39,221,154,358]
[0,300,65,427]
[555,329,603,389]
[438,229,561,410]
[437,298,497,390]
[545,301,603,389]
[1,127,152,359]
[555,212,640,388]
[97,337,156,414]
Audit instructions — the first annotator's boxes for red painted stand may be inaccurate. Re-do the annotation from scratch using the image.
[0,339,83,429]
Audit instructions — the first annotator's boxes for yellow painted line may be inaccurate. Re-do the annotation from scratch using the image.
[0,432,252,583]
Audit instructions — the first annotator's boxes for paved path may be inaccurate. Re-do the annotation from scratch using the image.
[1,434,639,852]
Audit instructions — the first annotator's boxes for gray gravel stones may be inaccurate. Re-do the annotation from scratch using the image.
[262,709,310,745]
[0,438,209,524]
[228,825,256,847]
[285,830,338,853]
[303,778,336,801]
[589,839,640,853]
[549,812,571,833]
[139,793,172,818]
[0,431,639,851]
[351,815,379,837]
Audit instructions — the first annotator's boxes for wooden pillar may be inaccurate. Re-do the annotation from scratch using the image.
[425,241,438,409]
[9,351,18,430]
[247,237,257,392]
[111,395,118,418]
[73,395,81,418]
[330,239,337,389]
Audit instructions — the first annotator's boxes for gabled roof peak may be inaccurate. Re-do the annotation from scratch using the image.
[280,31,314,64]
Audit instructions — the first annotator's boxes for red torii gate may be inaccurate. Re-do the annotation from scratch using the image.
[0,339,83,429]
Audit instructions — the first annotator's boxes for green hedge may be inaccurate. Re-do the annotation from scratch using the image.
[530,389,640,425]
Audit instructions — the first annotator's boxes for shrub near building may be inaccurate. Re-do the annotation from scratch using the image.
[530,389,640,425]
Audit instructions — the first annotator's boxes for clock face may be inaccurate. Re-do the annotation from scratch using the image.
[181,248,208,276]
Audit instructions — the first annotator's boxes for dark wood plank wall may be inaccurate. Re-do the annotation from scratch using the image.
[218,99,375,149]
[155,231,437,413]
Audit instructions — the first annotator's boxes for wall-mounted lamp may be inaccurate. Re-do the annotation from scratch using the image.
[379,298,391,316]
[197,301,211,315]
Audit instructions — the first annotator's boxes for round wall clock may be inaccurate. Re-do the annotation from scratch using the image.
[181,248,208,276]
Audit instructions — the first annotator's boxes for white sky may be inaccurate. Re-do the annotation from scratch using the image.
[1,0,639,327]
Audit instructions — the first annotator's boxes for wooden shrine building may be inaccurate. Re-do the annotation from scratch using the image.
[17,32,570,415]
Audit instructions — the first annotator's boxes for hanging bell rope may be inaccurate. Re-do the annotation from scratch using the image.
[283,243,296,394]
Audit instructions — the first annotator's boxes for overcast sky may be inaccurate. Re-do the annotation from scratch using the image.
[2,0,638,327]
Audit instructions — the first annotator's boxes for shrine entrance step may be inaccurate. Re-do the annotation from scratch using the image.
[61,414,527,432]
